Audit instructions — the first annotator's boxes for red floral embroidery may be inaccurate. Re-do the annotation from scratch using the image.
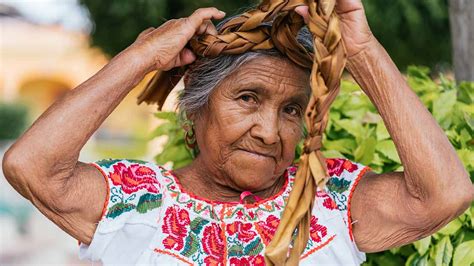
[162,206,190,251]
[226,221,256,243]
[255,215,280,244]
[110,162,159,194]
[326,158,358,176]
[202,224,224,265]
[317,191,337,210]
[229,255,265,266]
[323,197,337,210]
[309,216,327,243]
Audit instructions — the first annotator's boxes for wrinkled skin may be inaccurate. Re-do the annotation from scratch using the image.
[2,1,472,256]
[174,56,310,201]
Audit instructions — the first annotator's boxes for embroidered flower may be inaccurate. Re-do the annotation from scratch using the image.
[326,158,358,176]
[255,215,280,244]
[322,197,337,210]
[317,191,337,210]
[162,206,190,251]
[202,223,224,264]
[226,221,256,243]
[230,255,265,266]
[110,162,159,194]
[309,216,327,243]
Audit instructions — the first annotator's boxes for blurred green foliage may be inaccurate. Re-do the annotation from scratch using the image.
[80,0,451,70]
[0,102,28,140]
[150,66,473,265]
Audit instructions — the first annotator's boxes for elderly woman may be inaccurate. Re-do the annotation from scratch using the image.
[2,0,473,265]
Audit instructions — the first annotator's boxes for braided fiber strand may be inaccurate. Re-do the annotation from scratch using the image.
[137,0,346,264]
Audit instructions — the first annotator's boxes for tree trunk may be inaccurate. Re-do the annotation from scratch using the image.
[449,0,474,82]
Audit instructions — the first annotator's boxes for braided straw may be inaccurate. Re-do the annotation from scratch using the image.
[137,0,346,264]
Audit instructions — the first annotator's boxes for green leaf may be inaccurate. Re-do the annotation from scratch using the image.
[334,119,364,138]
[375,140,401,163]
[322,150,345,159]
[151,123,177,137]
[413,236,431,256]
[376,123,390,140]
[354,136,377,165]
[95,158,123,168]
[180,233,199,257]
[136,193,162,214]
[431,236,453,266]
[154,111,178,122]
[243,238,264,255]
[406,252,435,266]
[438,218,463,235]
[458,82,474,105]
[327,177,351,193]
[228,244,244,257]
[453,240,474,266]
[190,217,209,235]
[433,90,457,128]
[324,138,357,154]
[106,202,135,219]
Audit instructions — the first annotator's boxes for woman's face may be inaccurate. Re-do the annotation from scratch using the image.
[193,55,310,193]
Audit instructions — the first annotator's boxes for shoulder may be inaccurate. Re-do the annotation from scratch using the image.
[90,158,166,220]
[325,158,370,202]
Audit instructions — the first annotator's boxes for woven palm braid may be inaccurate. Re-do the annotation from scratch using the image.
[137,0,346,264]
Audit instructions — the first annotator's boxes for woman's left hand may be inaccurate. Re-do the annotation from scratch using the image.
[295,0,374,58]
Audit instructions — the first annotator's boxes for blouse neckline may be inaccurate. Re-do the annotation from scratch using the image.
[162,166,293,208]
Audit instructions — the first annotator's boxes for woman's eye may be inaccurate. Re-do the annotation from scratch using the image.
[239,94,257,104]
[284,106,301,116]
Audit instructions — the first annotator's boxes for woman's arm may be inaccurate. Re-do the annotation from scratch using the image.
[347,37,474,252]
[295,0,473,251]
[1,7,225,244]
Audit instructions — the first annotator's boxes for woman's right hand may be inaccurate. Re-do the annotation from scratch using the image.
[126,7,225,74]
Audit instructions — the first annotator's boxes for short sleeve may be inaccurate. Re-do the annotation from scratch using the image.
[79,159,164,262]
[325,158,370,241]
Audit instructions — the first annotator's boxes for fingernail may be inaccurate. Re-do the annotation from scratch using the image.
[219,10,226,15]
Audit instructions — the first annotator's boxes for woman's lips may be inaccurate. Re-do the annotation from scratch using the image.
[238,148,276,161]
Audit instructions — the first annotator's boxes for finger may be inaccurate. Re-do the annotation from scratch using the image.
[196,19,218,35]
[173,48,196,68]
[295,6,309,24]
[137,27,155,40]
[187,7,225,30]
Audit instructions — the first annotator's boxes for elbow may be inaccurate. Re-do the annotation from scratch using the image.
[2,146,32,200]
[430,172,473,224]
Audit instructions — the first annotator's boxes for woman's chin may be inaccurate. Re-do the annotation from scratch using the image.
[225,156,279,192]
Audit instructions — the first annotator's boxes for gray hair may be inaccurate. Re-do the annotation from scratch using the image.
[178,16,314,120]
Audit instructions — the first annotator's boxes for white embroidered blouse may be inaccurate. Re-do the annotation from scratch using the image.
[79,158,369,265]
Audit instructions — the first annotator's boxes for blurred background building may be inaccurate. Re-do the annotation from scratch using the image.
[0,1,165,264]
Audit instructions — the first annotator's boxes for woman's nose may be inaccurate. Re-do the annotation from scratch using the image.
[250,112,280,145]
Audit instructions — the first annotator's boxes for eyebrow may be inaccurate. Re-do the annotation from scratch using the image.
[234,80,309,106]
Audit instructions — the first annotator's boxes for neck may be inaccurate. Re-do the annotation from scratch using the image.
[172,158,287,203]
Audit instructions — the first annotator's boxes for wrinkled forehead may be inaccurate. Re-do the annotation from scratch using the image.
[219,55,311,99]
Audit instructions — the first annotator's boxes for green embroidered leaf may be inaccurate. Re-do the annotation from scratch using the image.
[180,233,199,257]
[228,244,244,257]
[136,193,162,214]
[327,177,351,194]
[96,159,123,168]
[106,202,135,219]
[127,159,149,164]
[243,238,264,255]
[190,217,209,235]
